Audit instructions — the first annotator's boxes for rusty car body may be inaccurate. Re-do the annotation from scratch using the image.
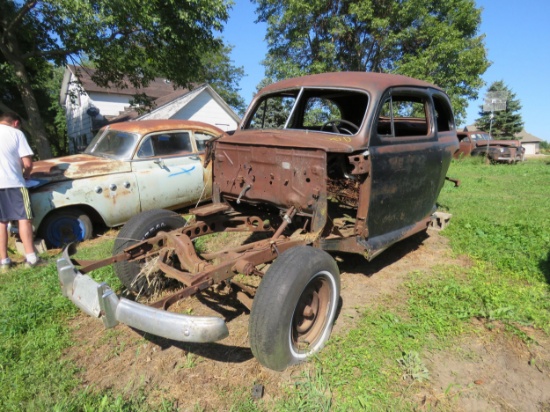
[455,130,525,163]
[29,120,223,247]
[58,72,459,371]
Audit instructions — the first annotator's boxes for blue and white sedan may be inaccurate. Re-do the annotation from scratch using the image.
[29,120,224,247]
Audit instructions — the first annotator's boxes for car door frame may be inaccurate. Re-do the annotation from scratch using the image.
[130,129,208,212]
[366,87,445,244]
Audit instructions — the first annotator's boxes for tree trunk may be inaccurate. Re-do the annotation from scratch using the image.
[1,18,53,160]
[10,59,53,159]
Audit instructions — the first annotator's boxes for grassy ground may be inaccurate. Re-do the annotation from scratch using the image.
[1,157,549,410]
[282,157,550,411]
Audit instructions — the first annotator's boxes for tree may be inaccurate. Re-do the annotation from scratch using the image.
[253,0,489,123]
[200,44,246,115]
[475,81,524,139]
[1,0,240,159]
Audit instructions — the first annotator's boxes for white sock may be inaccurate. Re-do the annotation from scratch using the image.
[26,253,38,264]
[1,258,11,265]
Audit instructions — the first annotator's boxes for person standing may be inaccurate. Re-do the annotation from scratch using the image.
[0,112,42,271]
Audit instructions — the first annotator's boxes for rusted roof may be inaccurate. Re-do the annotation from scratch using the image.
[258,72,442,94]
[103,119,226,136]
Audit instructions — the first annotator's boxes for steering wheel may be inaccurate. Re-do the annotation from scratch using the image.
[321,119,359,135]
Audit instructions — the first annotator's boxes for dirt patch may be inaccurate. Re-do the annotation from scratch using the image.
[63,230,548,410]
[422,323,550,411]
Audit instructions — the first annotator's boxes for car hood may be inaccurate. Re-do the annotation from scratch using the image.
[475,139,522,148]
[30,154,131,185]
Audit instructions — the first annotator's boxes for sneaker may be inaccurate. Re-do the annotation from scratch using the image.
[24,258,48,269]
[1,261,12,273]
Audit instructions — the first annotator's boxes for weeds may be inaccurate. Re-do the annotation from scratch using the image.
[397,351,430,382]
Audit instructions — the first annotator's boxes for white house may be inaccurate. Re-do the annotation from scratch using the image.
[515,130,544,155]
[59,65,240,153]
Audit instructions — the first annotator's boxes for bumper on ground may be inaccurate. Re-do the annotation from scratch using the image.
[57,246,229,343]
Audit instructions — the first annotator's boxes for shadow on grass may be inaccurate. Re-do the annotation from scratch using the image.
[129,285,254,364]
[334,230,430,277]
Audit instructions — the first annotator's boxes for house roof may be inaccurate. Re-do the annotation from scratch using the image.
[106,87,196,123]
[137,84,241,125]
[60,65,240,129]
[64,65,184,98]
[515,129,544,143]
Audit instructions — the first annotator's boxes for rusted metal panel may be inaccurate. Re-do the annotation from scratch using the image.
[214,143,327,213]
[220,129,356,153]
[101,119,227,137]
[32,155,132,182]
[31,173,140,228]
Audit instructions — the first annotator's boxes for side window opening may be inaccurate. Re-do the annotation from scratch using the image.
[432,94,454,132]
[377,95,429,137]
[194,132,214,152]
[137,132,192,158]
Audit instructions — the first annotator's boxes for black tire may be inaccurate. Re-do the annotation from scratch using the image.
[249,246,340,371]
[113,209,186,295]
[38,207,93,248]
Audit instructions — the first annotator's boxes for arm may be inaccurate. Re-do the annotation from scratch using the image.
[21,155,33,179]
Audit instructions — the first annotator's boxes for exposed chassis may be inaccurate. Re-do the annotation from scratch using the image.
[59,207,316,341]
[59,202,443,344]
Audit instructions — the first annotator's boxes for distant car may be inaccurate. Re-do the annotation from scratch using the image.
[455,131,525,163]
[29,120,224,247]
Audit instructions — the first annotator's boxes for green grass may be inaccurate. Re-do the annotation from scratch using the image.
[0,239,174,411]
[1,158,549,410]
[298,158,550,410]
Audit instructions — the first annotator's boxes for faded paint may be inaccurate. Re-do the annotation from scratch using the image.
[30,120,224,239]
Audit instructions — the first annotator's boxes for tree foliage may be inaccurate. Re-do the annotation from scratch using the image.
[1,0,241,159]
[475,80,523,139]
[253,0,489,123]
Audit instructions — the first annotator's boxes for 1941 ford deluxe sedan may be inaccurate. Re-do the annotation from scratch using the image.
[58,72,459,371]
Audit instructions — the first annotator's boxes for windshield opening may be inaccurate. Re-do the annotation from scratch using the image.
[244,88,369,135]
[85,128,140,160]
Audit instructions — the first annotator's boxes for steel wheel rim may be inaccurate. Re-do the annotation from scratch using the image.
[290,271,336,357]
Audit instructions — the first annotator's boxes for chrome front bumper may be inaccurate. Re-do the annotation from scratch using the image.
[57,247,229,343]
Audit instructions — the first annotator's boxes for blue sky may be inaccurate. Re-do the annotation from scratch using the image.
[223,0,550,141]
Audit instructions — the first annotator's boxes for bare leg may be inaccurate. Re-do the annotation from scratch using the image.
[0,221,8,261]
[18,219,35,255]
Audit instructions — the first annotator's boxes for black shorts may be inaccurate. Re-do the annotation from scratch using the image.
[0,187,33,221]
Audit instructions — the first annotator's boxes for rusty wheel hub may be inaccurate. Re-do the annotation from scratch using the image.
[292,276,330,351]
